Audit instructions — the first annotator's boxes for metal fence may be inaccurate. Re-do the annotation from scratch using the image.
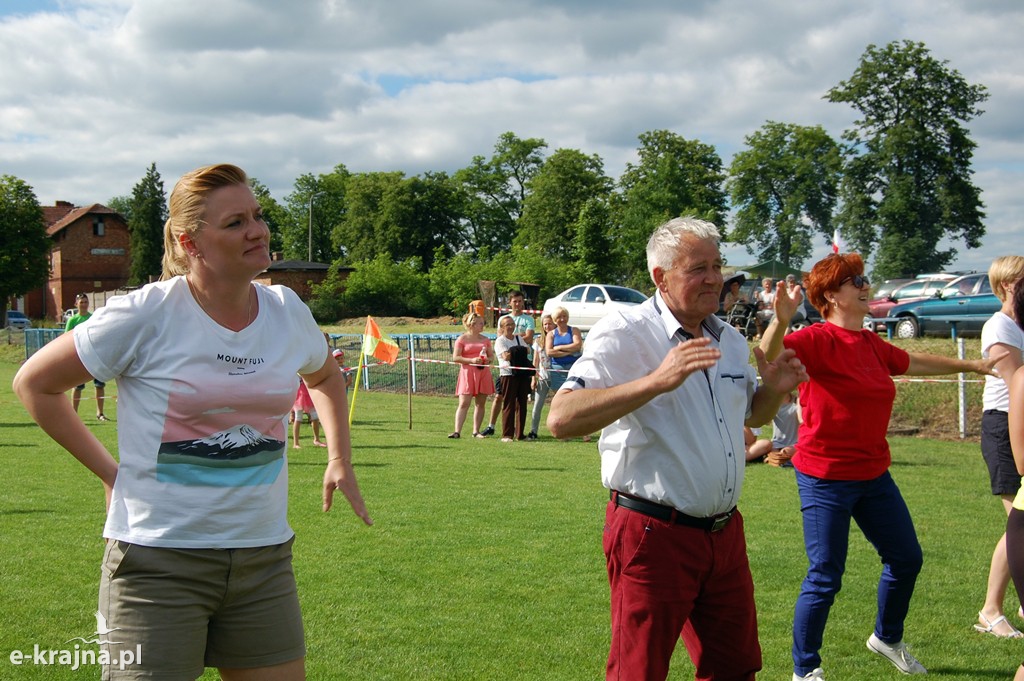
[328,333,482,396]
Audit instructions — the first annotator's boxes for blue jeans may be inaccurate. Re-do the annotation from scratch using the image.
[792,470,923,675]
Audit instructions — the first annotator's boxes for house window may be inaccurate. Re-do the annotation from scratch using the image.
[93,216,105,236]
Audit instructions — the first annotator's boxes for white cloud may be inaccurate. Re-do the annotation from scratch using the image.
[1,0,1021,272]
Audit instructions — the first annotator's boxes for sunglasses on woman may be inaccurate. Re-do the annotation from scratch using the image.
[840,275,870,288]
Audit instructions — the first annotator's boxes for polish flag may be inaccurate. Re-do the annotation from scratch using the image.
[831,229,841,254]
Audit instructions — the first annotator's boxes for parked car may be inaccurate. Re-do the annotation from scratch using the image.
[886,273,998,338]
[62,308,76,324]
[541,284,648,331]
[864,276,957,330]
[871,278,914,300]
[5,310,32,329]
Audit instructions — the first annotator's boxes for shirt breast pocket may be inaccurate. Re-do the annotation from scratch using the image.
[717,372,750,415]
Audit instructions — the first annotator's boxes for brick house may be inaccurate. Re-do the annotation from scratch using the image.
[23,201,131,323]
[254,256,352,300]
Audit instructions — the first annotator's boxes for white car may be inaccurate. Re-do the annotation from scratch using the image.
[541,284,648,331]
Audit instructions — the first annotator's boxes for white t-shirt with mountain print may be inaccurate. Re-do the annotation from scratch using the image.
[74,276,326,548]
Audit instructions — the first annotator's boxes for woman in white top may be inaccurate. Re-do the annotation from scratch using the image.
[976,255,1024,638]
[13,164,371,680]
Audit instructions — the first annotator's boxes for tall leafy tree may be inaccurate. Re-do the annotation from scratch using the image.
[827,40,988,278]
[515,148,613,260]
[0,175,49,322]
[569,198,617,284]
[334,171,405,264]
[615,130,728,286]
[454,132,547,254]
[127,163,167,285]
[727,122,843,268]
[282,164,349,262]
[248,177,290,256]
[106,195,133,224]
[335,171,464,271]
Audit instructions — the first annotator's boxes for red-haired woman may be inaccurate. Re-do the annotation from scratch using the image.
[761,253,1000,681]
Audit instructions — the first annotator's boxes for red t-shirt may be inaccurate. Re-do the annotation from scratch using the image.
[783,322,910,480]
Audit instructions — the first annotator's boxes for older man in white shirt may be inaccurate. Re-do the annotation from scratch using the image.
[548,217,807,681]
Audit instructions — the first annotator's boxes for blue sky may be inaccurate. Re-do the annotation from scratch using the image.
[1,0,1021,273]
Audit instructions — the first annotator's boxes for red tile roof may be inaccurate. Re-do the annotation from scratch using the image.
[45,203,121,236]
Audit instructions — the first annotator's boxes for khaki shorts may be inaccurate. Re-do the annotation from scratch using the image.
[99,537,305,680]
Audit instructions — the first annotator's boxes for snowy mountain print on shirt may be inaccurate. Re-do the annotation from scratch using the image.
[156,380,290,487]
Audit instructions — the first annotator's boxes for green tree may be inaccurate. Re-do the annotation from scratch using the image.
[127,163,167,285]
[106,195,133,224]
[249,177,290,255]
[282,165,349,262]
[515,148,613,260]
[0,175,49,323]
[568,198,616,283]
[827,40,988,278]
[727,121,843,268]
[616,131,728,287]
[335,171,464,271]
[338,254,435,317]
[454,132,547,253]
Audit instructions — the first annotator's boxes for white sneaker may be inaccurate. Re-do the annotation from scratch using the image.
[867,633,927,674]
[793,668,826,681]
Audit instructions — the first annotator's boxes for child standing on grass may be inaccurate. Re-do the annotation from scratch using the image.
[449,312,495,439]
[292,379,325,448]
[494,315,531,442]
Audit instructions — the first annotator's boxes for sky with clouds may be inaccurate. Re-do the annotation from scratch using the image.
[1,0,1021,273]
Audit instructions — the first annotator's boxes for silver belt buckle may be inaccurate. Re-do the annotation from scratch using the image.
[710,512,732,532]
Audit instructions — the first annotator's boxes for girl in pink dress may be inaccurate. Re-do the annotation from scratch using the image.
[291,379,325,448]
[449,312,495,438]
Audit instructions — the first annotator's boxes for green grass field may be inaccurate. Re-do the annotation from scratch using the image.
[1,343,1021,680]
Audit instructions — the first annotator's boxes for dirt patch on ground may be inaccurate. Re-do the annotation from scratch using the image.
[335,316,458,327]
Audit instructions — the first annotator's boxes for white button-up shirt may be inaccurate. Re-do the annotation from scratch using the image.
[562,291,756,516]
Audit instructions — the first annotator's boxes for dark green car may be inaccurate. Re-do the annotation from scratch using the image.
[886,273,998,338]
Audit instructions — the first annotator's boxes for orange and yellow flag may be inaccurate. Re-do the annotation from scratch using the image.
[361,316,399,365]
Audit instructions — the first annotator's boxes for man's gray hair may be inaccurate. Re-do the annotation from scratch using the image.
[646,217,721,279]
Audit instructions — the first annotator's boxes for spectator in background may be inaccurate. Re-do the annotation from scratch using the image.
[292,379,325,448]
[494,315,532,442]
[65,293,111,422]
[754,277,776,338]
[745,391,800,466]
[449,312,495,439]
[481,291,535,437]
[332,348,355,393]
[527,314,555,440]
[975,255,1024,638]
[786,274,806,326]
[723,278,749,311]
[546,306,583,394]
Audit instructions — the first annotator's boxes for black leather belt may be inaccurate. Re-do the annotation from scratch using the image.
[611,490,735,532]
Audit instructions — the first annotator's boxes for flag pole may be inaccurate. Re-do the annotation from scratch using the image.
[407,356,413,429]
[348,316,370,426]
[348,349,364,427]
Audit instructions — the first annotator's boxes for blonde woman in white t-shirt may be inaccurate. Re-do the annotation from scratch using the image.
[13,164,371,680]
[976,255,1024,639]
